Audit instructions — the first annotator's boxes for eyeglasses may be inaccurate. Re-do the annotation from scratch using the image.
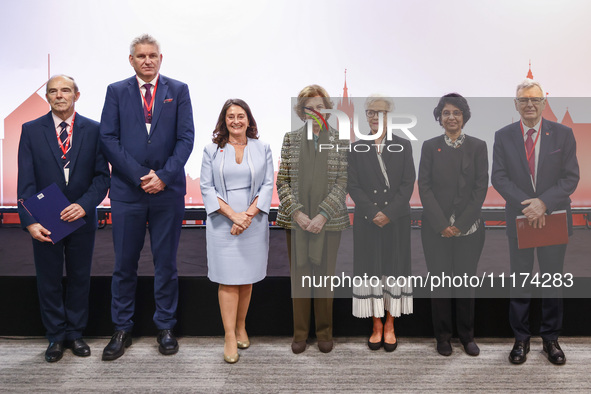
[366,110,388,118]
[516,97,545,105]
[442,110,462,118]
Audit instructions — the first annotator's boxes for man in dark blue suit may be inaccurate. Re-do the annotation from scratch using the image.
[100,34,194,360]
[492,79,579,365]
[17,75,110,362]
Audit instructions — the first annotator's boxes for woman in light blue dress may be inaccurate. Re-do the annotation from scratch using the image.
[200,99,274,363]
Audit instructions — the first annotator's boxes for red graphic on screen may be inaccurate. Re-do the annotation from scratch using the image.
[1,88,49,206]
[2,64,589,218]
[337,68,356,142]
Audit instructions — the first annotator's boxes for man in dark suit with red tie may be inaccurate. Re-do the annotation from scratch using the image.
[17,75,110,362]
[99,34,194,360]
[492,79,579,365]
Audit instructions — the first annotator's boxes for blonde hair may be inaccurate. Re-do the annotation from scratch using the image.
[294,84,334,121]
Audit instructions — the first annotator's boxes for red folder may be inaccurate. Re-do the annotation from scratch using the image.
[516,210,568,249]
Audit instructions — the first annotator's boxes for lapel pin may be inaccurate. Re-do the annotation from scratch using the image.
[164,98,173,103]
[546,132,549,135]
[437,148,441,152]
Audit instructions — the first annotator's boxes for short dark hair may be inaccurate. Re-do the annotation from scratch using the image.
[433,93,471,127]
[212,99,259,147]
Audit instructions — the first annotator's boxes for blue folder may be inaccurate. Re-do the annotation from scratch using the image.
[20,183,85,244]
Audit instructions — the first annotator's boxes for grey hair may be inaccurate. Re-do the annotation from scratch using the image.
[364,94,395,112]
[46,74,79,94]
[516,79,544,97]
[130,34,160,56]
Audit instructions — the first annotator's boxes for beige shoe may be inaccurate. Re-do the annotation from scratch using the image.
[224,353,239,363]
[237,339,250,349]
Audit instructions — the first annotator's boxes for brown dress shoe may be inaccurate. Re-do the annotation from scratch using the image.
[318,340,334,353]
[291,340,306,354]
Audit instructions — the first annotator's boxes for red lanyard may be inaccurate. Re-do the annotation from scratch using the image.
[56,112,75,159]
[520,119,541,163]
[139,78,159,114]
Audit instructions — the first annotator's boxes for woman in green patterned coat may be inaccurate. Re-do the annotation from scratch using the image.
[276,84,349,354]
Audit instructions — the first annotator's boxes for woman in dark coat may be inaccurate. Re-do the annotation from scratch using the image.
[348,96,415,351]
[276,84,350,354]
[418,93,488,357]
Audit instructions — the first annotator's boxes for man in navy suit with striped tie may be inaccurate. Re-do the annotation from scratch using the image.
[100,34,194,360]
[492,79,579,365]
[17,75,110,362]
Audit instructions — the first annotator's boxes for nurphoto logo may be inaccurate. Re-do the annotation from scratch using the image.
[304,105,418,152]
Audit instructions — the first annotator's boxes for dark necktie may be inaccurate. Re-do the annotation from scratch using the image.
[59,121,68,144]
[144,83,152,123]
[59,122,70,161]
[525,129,536,183]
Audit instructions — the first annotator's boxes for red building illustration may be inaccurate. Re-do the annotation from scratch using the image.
[337,69,356,142]
[1,64,589,220]
[2,87,49,206]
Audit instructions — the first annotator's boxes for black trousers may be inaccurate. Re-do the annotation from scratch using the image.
[508,236,566,341]
[32,230,95,342]
[421,223,485,343]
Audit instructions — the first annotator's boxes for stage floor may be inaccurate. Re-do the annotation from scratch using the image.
[2,226,591,337]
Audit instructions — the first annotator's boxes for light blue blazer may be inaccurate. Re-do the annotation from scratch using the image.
[200,138,274,216]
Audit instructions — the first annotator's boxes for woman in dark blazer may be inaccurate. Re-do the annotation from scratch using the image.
[348,96,415,351]
[418,93,488,357]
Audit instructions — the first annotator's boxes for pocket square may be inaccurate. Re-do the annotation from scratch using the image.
[164,98,173,103]
[549,149,561,154]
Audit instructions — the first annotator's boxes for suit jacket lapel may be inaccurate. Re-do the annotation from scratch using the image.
[510,122,531,178]
[537,118,551,175]
[150,75,168,135]
[42,112,65,170]
[365,143,387,188]
[68,116,85,176]
[127,77,146,127]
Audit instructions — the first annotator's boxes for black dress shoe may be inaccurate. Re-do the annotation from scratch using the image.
[157,329,179,355]
[102,330,132,361]
[509,339,530,364]
[543,340,566,365]
[383,341,398,352]
[368,338,383,351]
[65,338,91,357]
[436,340,452,356]
[462,341,480,356]
[45,341,64,363]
